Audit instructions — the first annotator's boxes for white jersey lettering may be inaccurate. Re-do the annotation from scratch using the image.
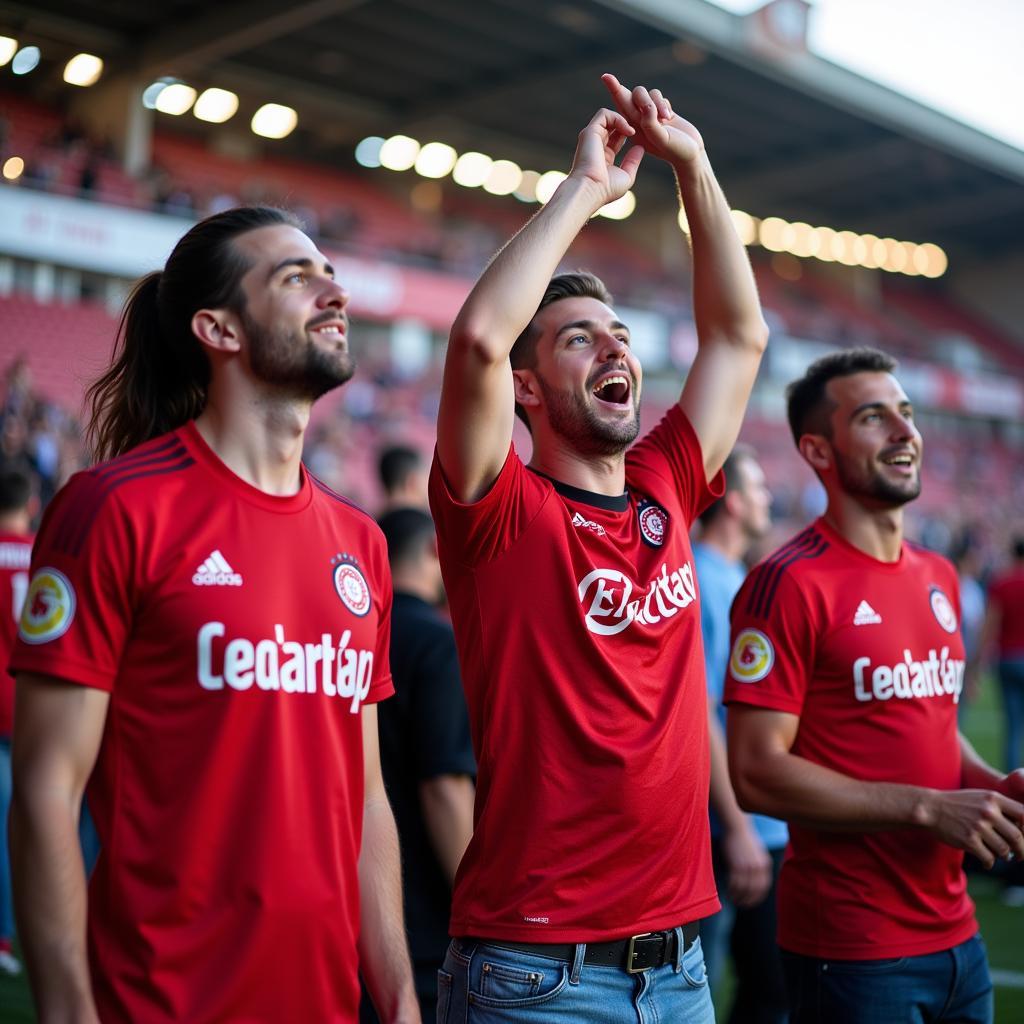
[853,647,964,705]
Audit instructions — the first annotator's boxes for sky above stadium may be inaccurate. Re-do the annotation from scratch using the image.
[707,0,1024,151]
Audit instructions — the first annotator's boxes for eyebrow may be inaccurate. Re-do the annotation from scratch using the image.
[266,257,335,283]
[555,319,630,337]
[850,399,913,419]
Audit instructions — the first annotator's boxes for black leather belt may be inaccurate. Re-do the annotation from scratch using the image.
[471,921,699,974]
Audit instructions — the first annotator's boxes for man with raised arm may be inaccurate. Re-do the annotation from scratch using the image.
[428,75,768,1022]
[9,208,417,1024]
[726,348,1024,1024]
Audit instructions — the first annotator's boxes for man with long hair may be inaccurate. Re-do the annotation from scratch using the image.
[429,75,768,1021]
[9,208,417,1023]
[726,348,1024,1024]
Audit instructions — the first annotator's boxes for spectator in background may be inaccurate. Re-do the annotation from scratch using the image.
[980,536,1024,772]
[693,445,788,1024]
[0,465,34,977]
[364,508,475,1024]
[378,444,428,512]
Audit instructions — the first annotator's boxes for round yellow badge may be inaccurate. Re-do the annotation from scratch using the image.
[19,568,76,645]
[729,628,775,684]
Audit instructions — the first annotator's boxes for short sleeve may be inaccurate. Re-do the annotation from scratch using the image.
[428,444,548,567]
[626,406,724,526]
[724,566,817,714]
[411,622,476,780]
[11,473,136,691]
[365,527,395,705]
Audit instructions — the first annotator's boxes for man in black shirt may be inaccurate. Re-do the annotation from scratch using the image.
[370,508,475,1023]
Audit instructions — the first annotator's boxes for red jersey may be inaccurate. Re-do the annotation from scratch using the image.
[11,424,394,1024]
[988,566,1024,659]
[429,406,722,942]
[0,529,32,737]
[725,518,977,959]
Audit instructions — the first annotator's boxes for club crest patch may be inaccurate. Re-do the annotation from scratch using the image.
[19,567,76,644]
[929,586,957,634]
[332,556,371,617]
[637,500,668,548]
[729,628,775,684]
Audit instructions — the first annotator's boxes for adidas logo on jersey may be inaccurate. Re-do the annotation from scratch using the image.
[192,550,243,587]
[853,600,882,625]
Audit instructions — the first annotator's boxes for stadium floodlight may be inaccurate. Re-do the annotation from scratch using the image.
[729,209,757,246]
[881,238,907,273]
[193,88,239,124]
[835,230,861,267]
[598,191,635,220]
[2,156,24,180]
[513,169,540,202]
[789,222,816,258]
[759,216,789,252]
[354,136,385,168]
[155,83,197,116]
[379,135,420,171]
[483,160,523,196]
[677,207,690,234]
[251,103,297,139]
[916,242,947,278]
[142,78,174,109]
[415,141,457,179]
[63,53,103,87]
[812,226,837,262]
[0,37,18,66]
[452,151,493,188]
[535,170,566,204]
[11,45,40,75]
[858,233,882,269]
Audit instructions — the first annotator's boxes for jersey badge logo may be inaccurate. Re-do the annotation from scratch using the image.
[853,600,882,625]
[571,512,606,537]
[729,628,774,683]
[637,499,668,548]
[929,586,957,634]
[18,567,76,645]
[192,549,244,586]
[332,554,371,617]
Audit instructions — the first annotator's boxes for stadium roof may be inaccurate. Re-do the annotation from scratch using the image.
[2,0,1023,260]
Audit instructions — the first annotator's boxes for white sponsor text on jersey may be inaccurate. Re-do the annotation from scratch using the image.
[578,560,698,636]
[197,622,373,712]
[853,646,965,705]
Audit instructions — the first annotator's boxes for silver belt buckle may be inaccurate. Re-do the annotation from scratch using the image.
[626,932,653,973]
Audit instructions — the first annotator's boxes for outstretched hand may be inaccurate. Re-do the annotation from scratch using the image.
[601,73,704,167]
[568,107,645,207]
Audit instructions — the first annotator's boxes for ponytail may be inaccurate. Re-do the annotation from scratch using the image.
[85,206,300,461]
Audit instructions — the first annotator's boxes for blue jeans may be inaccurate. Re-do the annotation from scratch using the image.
[998,659,1024,771]
[0,738,13,940]
[438,931,714,1023]
[782,933,992,1024]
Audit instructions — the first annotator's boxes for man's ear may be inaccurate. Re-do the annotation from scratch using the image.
[798,433,832,474]
[512,369,541,411]
[192,308,242,354]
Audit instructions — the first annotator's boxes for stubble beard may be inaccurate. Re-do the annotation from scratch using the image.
[835,451,921,508]
[537,374,640,457]
[243,311,355,401]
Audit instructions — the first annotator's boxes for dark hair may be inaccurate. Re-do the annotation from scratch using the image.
[786,347,897,445]
[378,507,436,568]
[1013,536,1024,560]
[509,271,613,428]
[378,444,423,496]
[698,443,757,526]
[86,206,301,460]
[0,464,32,513]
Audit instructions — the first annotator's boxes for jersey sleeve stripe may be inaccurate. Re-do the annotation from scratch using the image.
[308,473,369,517]
[746,527,829,618]
[745,526,817,615]
[57,455,196,557]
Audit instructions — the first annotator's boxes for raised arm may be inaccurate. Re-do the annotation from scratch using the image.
[602,74,769,480]
[10,674,109,1024]
[728,704,1024,870]
[436,107,643,502]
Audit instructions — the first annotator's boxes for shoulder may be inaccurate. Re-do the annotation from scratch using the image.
[737,524,830,618]
[307,470,382,534]
[905,540,956,582]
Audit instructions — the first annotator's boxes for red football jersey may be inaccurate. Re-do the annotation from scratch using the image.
[11,424,394,1023]
[988,567,1024,659]
[725,518,977,959]
[0,529,32,737]
[429,406,722,942]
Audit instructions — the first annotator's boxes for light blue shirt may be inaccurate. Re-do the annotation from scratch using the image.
[694,541,789,850]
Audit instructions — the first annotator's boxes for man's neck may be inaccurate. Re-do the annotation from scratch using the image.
[0,512,30,535]
[528,441,627,497]
[824,495,904,563]
[391,572,437,604]
[194,384,311,496]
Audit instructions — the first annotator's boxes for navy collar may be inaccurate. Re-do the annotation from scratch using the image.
[527,467,629,512]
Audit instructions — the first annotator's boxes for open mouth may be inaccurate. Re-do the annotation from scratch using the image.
[592,374,631,406]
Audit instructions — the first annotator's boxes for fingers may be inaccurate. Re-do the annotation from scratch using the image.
[618,143,645,184]
[585,106,635,140]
